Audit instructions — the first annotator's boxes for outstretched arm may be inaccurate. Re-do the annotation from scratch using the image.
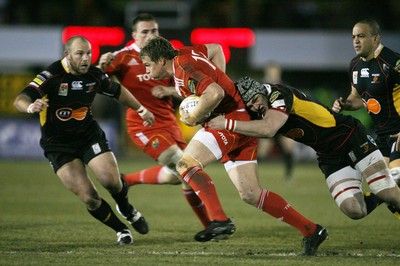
[118,86,155,126]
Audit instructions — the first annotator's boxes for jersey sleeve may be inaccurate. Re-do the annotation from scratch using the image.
[92,67,121,98]
[268,85,292,115]
[20,63,58,100]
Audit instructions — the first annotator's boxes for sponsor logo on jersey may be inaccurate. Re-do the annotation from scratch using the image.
[137,73,152,82]
[365,98,381,114]
[92,143,101,154]
[269,91,280,103]
[217,131,228,145]
[360,68,369,78]
[352,71,358,84]
[128,58,139,66]
[187,78,198,94]
[86,82,96,93]
[271,99,286,110]
[71,80,83,90]
[58,83,68,96]
[174,77,184,88]
[360,141,371,153]
[36,74,46,83]
[371,74,380,84]
[348,150,356,162]
[367,134,377,146]
[41,71,52,78]
[55,107,88,121]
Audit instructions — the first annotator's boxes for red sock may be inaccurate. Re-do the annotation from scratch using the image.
[183,188,211,228]
[124,165,163,186]
[182,166,228,221]
[258,189,316,236]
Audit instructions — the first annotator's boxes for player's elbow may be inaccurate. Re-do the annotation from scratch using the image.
[259,124,277,138]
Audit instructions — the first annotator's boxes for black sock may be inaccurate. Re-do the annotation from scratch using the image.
[364,192,384,214]
[111,175,133,216]
[88,198,127,232]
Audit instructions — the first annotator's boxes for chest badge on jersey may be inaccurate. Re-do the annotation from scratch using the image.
[352,71,358,85]
[152,138,159,149]
[187,78,198,94]
[360,68,369,78]
[58,83,68,96]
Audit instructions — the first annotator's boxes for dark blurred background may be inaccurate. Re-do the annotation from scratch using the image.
[1,0,398,158]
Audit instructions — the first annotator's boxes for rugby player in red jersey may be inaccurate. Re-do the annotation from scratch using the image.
[140,36,328,255]
[98,13,213,230]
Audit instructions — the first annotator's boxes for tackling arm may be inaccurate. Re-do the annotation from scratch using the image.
[207,109,289,138]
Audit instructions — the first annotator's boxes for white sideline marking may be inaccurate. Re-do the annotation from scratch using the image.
[1,250,400,257]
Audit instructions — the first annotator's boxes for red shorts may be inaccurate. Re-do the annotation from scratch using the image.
[128,125,186,160]
[202,110,258,163]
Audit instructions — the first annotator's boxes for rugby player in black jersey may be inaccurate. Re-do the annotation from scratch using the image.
[208,77,400,223]
[333,19,400,185]
[14,36,155,245]
[332,19,400,218]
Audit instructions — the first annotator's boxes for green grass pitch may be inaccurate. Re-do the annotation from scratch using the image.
[0,157,398,265]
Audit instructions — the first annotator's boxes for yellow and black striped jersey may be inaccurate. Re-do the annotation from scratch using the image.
[265,83,358,155]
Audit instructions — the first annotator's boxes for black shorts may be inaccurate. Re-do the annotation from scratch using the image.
[318,121,379,177]
[40,123,112,173]
[375,134,400,163]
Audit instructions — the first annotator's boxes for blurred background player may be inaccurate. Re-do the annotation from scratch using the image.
[13,36,154,245]
[258,61,295,180]
[97,13,211,230]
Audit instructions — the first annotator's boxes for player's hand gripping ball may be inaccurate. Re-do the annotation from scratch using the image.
[179,95,210,126]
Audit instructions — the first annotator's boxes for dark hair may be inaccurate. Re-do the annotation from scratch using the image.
[357,19,381,36]
[132,13,156,32]
[139,36,179,61]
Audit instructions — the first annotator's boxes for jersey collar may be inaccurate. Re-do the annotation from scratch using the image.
[61,57,71,73]
[373,44,384,58]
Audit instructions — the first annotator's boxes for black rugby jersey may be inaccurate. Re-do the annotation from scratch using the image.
[349,45,400,136]
[264,83,357,155]
[21,58,121,140]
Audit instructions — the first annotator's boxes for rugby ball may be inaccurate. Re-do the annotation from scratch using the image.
[179,95,201,117]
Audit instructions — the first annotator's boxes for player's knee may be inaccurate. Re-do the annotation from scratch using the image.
[83,192,102,210]
[340,198,367,220]
[390,167,400,185]
[238,190,259,205]
[159,147,183,169]
[158,166,182,185]
[176,154,201,176]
